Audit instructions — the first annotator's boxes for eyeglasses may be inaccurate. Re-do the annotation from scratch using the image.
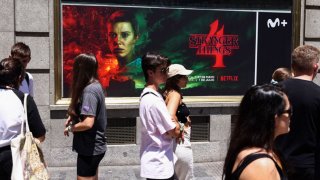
[157,67,167,74]
[282,108,293,117]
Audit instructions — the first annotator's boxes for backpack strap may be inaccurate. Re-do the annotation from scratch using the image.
[140,91,158,99]
[25,73,30,86]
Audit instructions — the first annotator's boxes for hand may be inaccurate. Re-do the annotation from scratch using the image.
[176,130,185,144]
[64,127,69,137]
[65,116,72,127]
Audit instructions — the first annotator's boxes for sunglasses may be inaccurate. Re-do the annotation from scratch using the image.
[158,67,168,74]
[282,108,293,117]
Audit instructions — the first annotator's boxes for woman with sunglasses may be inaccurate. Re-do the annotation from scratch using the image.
[223,84,291,180]
[163,64,194,180]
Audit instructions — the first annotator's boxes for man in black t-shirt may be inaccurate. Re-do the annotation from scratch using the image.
[275,45,320,180]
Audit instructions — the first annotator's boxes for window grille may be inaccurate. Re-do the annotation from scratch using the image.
[106,118,136,144]
[190,116,210,142]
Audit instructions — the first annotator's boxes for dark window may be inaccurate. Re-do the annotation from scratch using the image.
[106,118,136,144]
[190,116,210,142]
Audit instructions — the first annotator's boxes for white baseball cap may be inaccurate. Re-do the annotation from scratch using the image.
[167,64,193,78]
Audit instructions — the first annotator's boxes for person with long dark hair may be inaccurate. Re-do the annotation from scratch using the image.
[223,84,290,180]
[64,53,106,180]
[0,57,45,179]
[163,64,194,180]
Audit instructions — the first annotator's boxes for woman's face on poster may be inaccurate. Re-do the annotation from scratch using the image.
[107,22,137,61]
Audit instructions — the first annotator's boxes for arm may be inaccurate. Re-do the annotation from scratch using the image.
[64,116,72,127]
[186,116,191,127]
[166,91,180,121]
[64,86,99,136]
[148,97,181,138]
[28,73,34,97]
[64,115,95,136]
[166,120,181,138]
[27,95,46,142]
[165,91,182,138]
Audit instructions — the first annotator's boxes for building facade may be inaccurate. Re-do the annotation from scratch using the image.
[0,0,320,174]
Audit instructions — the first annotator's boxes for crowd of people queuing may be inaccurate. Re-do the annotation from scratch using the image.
[1,40,320,180]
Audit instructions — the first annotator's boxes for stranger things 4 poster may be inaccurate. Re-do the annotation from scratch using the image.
[62,4,291,97]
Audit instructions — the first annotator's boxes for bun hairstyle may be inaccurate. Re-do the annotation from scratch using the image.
[0,57,25,89]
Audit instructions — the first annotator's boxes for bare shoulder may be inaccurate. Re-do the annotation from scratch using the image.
[247,156,276,169]
[166,90,181,101]
[167,90,180,98]
[235,148,266,165]
[232,148,280,180]
[238,151,280,180]
[241,157,279,180]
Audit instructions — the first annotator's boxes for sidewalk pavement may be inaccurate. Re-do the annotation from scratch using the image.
[49,161,224,180]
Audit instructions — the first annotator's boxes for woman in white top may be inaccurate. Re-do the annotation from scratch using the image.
[0,57,45,179]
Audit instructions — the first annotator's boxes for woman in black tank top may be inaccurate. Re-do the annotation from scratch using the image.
[163,64,194,180]
[223,84,291,180]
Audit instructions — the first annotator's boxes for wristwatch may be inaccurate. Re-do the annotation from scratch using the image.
[67,125,73,132]
[179,122,184,133]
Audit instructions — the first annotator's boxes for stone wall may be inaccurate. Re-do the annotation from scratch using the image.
[305,0,320,46]
[304,0,320,85]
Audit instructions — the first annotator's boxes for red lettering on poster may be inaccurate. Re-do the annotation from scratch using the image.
[219,75,239,81]
[189,20,239,68]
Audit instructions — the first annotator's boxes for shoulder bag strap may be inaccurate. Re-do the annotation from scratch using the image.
[23,93,30,133]
[25,73,30,86]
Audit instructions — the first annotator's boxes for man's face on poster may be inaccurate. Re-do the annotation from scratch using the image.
[107,22,137,61]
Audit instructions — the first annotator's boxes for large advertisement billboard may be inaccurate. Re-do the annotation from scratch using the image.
[62,4,291,97]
